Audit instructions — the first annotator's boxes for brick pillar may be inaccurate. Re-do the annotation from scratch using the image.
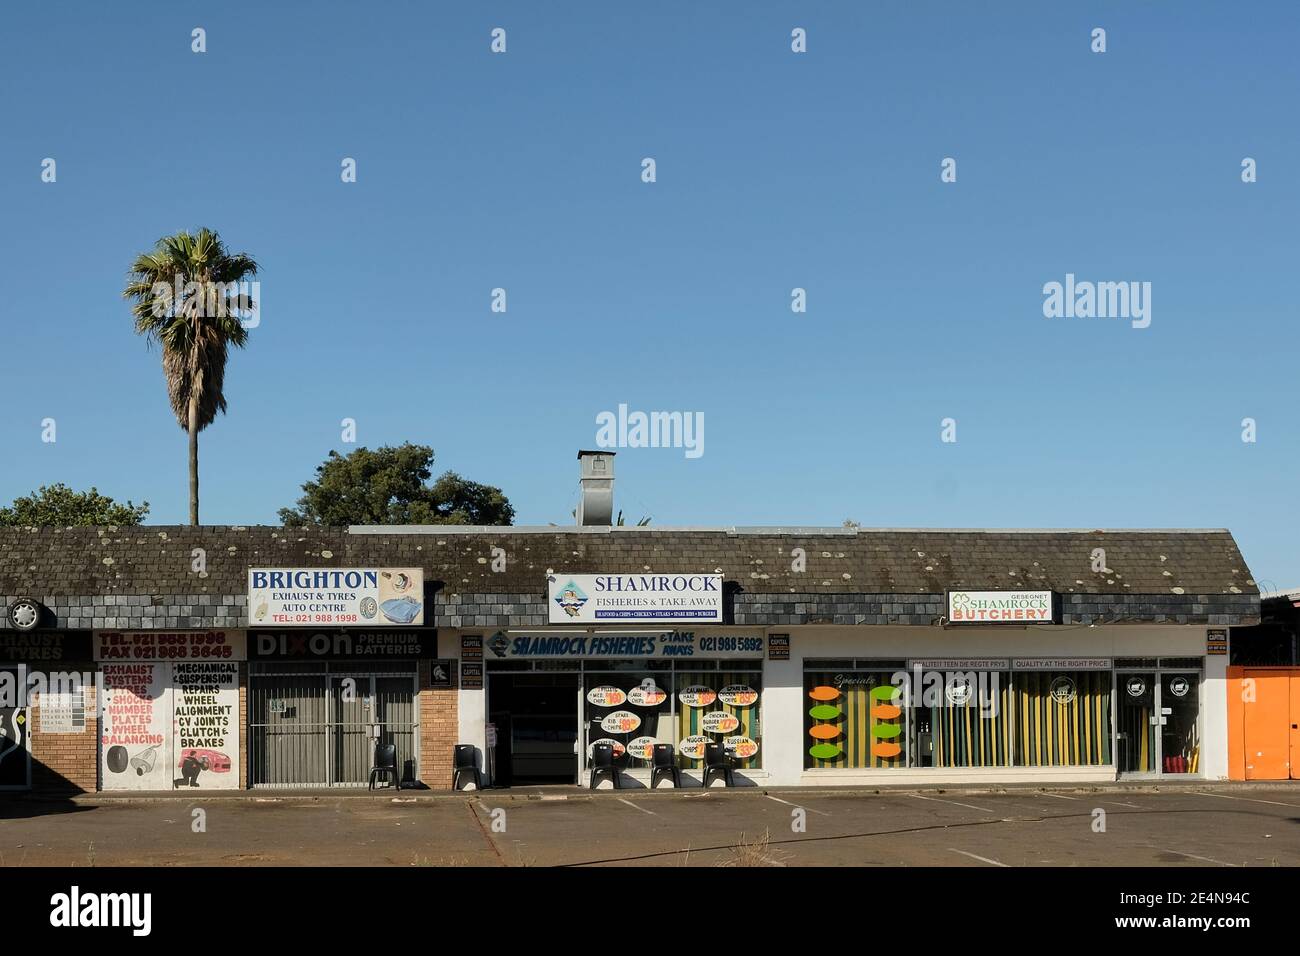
[418,659,458,789]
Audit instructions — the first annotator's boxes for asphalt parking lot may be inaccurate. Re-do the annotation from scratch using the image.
[3,785,1299,867]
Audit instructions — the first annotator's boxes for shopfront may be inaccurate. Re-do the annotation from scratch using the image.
[469,627,765,787]
[95,630,245,791]
[0,524,1259,792]
[247,628,436,788]
[456,621,1225,789]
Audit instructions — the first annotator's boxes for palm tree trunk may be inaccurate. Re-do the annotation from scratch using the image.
[188,397,199,525]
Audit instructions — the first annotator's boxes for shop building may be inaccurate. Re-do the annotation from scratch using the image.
[1,514,1259,792]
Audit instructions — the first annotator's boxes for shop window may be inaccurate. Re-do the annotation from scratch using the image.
[1159,672,1200,774]
[912,671,1011,768]
[675,670,762,770]
[803,671,905,769]
[1013,671,1112,766]
[583,671,674,770]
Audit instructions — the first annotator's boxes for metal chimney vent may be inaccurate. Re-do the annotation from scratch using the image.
[576,450,615,526]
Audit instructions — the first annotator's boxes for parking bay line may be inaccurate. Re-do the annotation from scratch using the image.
[1152,846,1242,867]
[765,795,831,816]
[617,798,658,816]
[949,848,1010,867]
[909,793,996,814]
[1192,790,1300,809]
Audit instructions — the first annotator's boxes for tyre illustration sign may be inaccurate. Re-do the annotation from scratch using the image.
[101,663,171,791]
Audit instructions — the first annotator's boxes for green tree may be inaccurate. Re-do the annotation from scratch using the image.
[278,443,515,526]
[0,484,149,527]
[123,228,258,525]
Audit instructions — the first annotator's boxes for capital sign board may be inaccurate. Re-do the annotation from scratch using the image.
[547,573,723,624]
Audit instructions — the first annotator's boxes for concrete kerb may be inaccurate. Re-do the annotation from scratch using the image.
[7,778,1298,808]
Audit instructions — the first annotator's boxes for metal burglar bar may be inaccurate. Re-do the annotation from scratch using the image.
[249,663,418,788]
[250,668,328,787]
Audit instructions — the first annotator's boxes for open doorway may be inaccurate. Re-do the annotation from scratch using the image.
[487,672,579,786]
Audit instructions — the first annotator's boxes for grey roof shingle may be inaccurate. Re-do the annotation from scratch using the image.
[0,524,1257,598]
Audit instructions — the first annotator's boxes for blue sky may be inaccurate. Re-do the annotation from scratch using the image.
[1,2,1296,586]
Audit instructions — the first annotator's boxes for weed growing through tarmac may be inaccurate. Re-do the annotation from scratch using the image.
[410,854,469,867]
[716,829,789,867]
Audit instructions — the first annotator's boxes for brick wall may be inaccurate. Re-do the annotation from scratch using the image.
[418,659,458,789]
[30,665,99,792]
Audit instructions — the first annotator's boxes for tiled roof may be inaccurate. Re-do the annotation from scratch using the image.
[0,525,1256,603]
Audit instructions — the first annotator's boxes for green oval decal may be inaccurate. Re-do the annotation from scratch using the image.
[871,722,902,738]
[870,684,900,701]
[808,743,842,760]
[808,704,841,720]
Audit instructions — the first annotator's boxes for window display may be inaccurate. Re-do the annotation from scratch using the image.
[804,670,905,769]
[1013,671,1112,766]
[582,663,762,772]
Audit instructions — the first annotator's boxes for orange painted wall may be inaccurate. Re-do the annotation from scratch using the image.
[1227,667,1299,780]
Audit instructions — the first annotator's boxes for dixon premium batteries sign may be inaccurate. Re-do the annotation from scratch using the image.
[248,568,425,627]
[946,590,1055,624]
[547,573,723,624]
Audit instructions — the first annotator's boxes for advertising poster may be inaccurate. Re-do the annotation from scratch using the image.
[100,662,171,791]
[172,662,240,790]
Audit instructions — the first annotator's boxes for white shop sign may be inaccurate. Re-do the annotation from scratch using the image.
[1012,658,1113,670]
[910,658,1009,671]
[947,590,1055,624]
[548,573,723,624]
[248,568,424,627]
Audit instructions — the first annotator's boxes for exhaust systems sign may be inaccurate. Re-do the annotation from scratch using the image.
[947,590,1055,624]
[548,573,723,624]
[248,568,424,627]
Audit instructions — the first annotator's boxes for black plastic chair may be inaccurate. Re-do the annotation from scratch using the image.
[589,742,620,790]
[702,742,735,788]
[651,743,682,789]
[368,743,400,790]
[452,744,482,790]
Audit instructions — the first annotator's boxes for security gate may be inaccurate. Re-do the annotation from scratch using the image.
[250,663,418,788]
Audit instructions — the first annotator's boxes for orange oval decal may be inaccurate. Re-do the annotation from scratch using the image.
[808,686,841,702]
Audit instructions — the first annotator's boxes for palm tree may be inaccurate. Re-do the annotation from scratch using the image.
[123,229,258,524]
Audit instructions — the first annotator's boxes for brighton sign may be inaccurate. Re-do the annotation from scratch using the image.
[248,568,425,627]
